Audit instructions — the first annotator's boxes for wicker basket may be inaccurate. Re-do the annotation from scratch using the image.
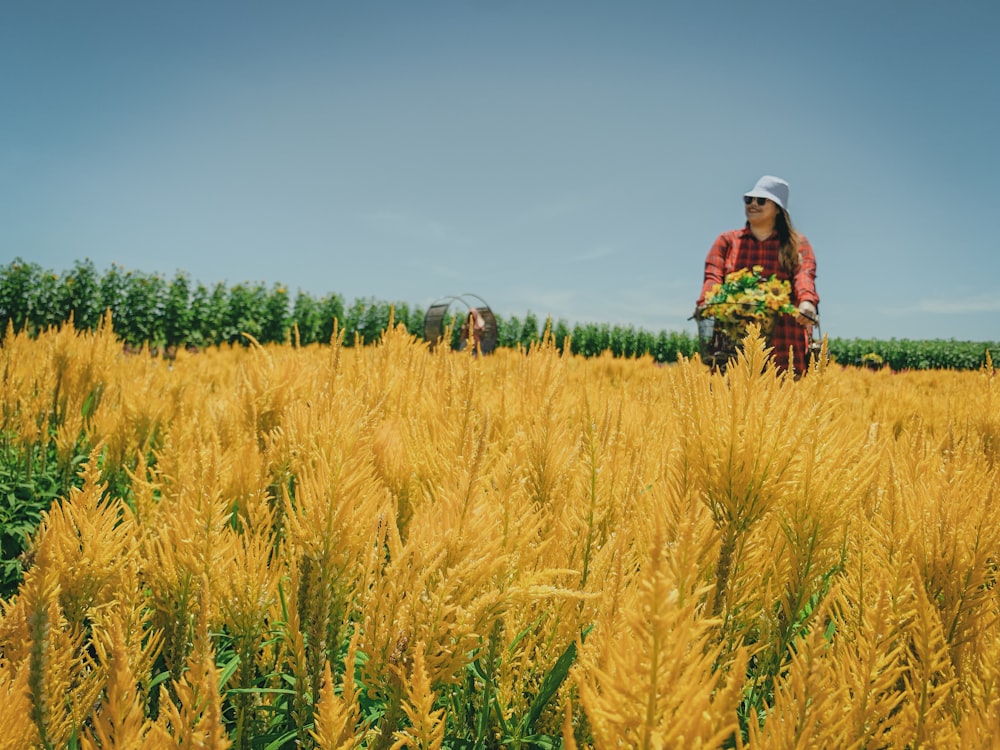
[695,303,777,372]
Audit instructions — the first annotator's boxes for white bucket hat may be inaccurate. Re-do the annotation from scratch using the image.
[744,175,789,212]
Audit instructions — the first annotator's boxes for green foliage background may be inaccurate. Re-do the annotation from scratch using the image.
[2,257,997,370]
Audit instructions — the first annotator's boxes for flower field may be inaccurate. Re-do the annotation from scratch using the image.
[1,317,998,748]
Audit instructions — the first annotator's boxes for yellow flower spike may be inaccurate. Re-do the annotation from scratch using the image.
[4,315,1000,748]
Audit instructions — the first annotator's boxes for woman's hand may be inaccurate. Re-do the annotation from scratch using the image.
[797,301,817,324]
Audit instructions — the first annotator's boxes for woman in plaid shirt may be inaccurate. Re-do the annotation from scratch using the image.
[696,175,819,374]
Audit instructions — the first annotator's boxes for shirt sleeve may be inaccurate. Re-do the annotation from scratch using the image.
[697,233,731,305]
[793,236,819,306]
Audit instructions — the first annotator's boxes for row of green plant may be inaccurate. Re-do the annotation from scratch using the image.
[3,257,997,369]
[823,336,997,371]
[0,258,699,362]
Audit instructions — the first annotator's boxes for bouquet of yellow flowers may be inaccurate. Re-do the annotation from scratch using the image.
[702,265,798,340]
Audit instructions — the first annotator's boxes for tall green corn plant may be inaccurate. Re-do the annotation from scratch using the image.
[0,258,40,334]
[99,263,130,337]
[163,271,194,349]
[827,337,1000,371]
[520,312,541,348]
[496,315,522,349]
[651,330,697,364]
[570,323,611,358]
[342,298,368,346]
[291,291,323,345]
[343,298,397,346]
[189,281,230,347]
[24,267,65,335]
[549,318,571,353]
[318,293,346,345]
[121,270,167,349]
[389,301,424,338]
[262,284,291,344]
[608,324,637,358]
[56,259,104,332]
[226,282,267,345]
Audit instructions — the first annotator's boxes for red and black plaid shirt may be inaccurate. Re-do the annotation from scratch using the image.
[697,225,819,372]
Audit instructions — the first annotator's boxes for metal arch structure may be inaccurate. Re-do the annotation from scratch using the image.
[423,293,499,354]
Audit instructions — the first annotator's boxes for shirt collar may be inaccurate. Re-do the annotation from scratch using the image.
[742,222,778,241]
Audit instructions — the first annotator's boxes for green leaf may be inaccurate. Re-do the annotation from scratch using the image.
[148,669,172,691]
[824,618,837,641]
[507,615,545,654]
[520,625,592,734]
[262,729,300,750]
[468,656,490,684]
[227,687,297,696]
[502,734,556,749]
[217,653,241,690]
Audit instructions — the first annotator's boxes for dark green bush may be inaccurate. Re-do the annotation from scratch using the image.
[2,258,995,370]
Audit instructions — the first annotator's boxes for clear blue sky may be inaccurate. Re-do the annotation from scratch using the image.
[3,1,998,341]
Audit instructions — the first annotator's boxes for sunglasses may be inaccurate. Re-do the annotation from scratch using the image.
[744,196,769,206]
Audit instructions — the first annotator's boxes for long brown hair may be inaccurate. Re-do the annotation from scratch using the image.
[775,208,801,275]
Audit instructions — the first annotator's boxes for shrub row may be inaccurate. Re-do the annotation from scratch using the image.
[2,258,996,369]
